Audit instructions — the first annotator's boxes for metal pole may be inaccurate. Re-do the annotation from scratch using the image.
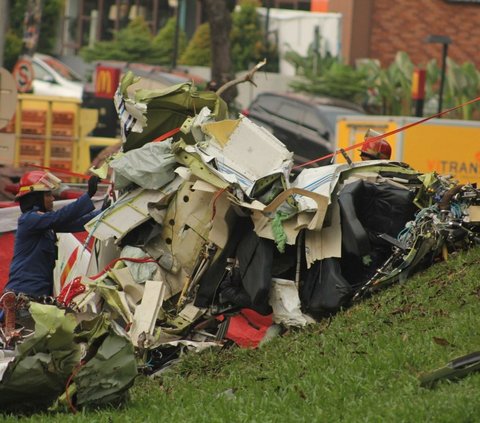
[438,42,448,114]
[265,0,271,52]
[88,9,98,48]
[171,1,180,69]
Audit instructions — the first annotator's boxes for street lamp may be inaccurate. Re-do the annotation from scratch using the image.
[425,34,452,114]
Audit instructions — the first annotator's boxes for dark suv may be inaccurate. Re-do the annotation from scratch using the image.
[243,92,364,165]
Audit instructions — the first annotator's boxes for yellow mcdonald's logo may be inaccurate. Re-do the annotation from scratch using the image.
[95,67,120,98]
[96,69,113,95]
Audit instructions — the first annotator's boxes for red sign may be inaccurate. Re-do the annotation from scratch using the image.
[12,57,34,93]
[411,69,426,100]
[95,66,121,99]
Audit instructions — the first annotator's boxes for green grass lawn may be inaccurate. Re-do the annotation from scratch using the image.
[3,247,480,422]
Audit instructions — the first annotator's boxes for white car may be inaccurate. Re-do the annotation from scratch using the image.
[31,53,84,99]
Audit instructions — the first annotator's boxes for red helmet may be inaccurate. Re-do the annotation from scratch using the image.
[15,171,61,199]
[360,138,392,160]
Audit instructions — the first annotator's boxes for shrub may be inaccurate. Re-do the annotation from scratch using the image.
[151,17,187,66]
[230,0,262,71]
[179,23,211,66]
[81,17,154,63]
[8,0,62,56]
[4,31,23,71]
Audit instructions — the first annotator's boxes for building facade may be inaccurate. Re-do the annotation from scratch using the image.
[329,0,480,68]
[60,0,480,71]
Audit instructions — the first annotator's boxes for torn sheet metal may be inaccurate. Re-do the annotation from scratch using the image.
[186,106,213,143]
[130,280,166,347]
[85,180,182,242]
[261,187,329,231]
[155,266,189,301]
[198,116,293,196]
[163,303,206,335]
[109,267,144,308]
[291,164,347,211]
[109,140,177,190]
[467,205,480,222]
[67,313,137,410]
[86,238,122,278]
[157,339,219,351]
[143,234,179,273]
[250,187,330,246]
[191,179,236,247]
[114,72,148,142]
[173,141,231,190]
[161,180,233,275]
[0,350,15,380]
[53,233,91,296]
[86,281,134,324]
[0,303,81,410]
[304,201,342,266]
[8,70,473,409]
[120,245,159,283]
[122,80,228,152]
[202,118,241,146]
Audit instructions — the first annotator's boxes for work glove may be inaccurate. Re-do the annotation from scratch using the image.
[87,175,100,198]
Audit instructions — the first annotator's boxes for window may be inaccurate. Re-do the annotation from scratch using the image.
[303,108,327,134]
[255,95,280,114]
[276,100,303,122]
[41,56,83,82]
[32,62,53,81]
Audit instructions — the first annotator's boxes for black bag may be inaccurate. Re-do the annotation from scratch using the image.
[300,258,352,315]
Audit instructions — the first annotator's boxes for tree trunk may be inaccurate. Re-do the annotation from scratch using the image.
[201,0,238,104]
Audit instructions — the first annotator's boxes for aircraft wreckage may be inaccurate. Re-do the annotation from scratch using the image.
[2,73,480,411]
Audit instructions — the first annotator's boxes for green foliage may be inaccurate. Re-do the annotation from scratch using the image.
[151,17,187,66]
[291,59,367,103]
[5,247,480,421]
[444,59,480,119]
[230,0,263,71]
[179,23,211,66]
[3,31,23,71]
[37,0,63,53]
[360,52,480,118]
[230,0,279,72]
[115,17,153,58]
[80,17,154,63]
[289,45,480,119]
[424,58,440,113]
[286,45,367,104]
[8,2,26,33]
[256,39,280,73]
[358,51,415,115]
[180,1,279,71]
[285,45,338,77]
[7,0,62,56]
